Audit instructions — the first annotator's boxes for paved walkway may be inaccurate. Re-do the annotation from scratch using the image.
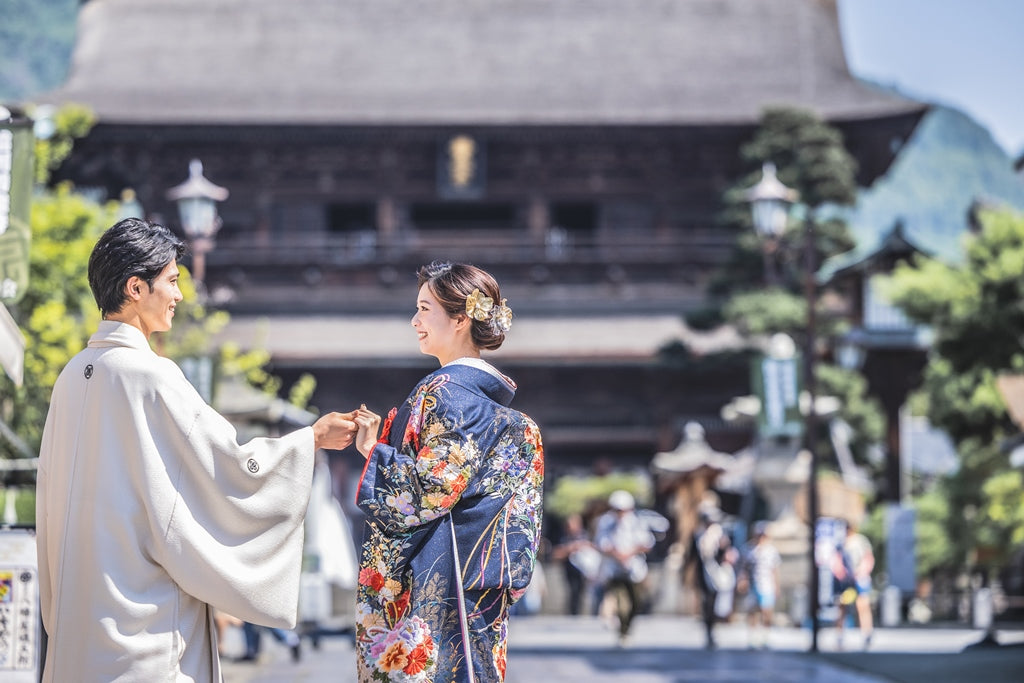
[221,615,1024,683]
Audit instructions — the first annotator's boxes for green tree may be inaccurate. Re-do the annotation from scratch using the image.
[545,471,652,521]
[711,106,858,304]
[31,103,97,185]
[2,103,103,464]
[691,106,885,472]
[1,183,111,462]
[885,206,1024,570]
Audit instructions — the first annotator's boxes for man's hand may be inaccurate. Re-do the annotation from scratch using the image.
[311,411,358,451]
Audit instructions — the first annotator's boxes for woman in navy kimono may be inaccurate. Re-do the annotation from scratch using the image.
[353,261,544,683]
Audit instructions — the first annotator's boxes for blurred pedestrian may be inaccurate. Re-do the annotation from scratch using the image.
[213,611,243,659]
[239,622,302,663]
[352,261,544,682]
[688,503,735,649]
[833,520,875,650]
[593,490,656,646]
[550,513,599,615]
[35,218,358,682]
[738,521,781,649]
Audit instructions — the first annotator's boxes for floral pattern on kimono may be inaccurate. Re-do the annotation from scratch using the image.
[356,362,544,683]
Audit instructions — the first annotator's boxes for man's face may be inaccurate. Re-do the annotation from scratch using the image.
[135,262,182,337]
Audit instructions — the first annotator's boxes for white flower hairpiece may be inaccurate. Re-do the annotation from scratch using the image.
[466,288,513,332]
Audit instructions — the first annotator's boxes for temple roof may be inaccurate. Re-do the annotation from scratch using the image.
[819,219,932,283]
[45,0,922,125]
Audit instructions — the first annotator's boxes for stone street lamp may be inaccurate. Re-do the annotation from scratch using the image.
[166,159,229,298]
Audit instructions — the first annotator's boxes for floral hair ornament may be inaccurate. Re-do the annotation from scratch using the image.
[492,298,513,332]
[465,288,493,321]
[465,288,513,332]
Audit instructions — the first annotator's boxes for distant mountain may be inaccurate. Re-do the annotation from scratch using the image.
[843,105,1024,263]
[0,0,78,102]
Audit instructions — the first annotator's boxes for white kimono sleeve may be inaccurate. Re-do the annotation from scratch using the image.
[143,370,315,628]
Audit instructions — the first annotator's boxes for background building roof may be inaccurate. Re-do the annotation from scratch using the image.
[46,0,921,125]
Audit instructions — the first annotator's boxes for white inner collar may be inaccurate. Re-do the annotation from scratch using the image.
[446,357,516,389]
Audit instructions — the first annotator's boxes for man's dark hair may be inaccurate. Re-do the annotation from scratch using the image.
[88,218,186,316]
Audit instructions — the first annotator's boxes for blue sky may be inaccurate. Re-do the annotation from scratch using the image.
[838,0,1024,157]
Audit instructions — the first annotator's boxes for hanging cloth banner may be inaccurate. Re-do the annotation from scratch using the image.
[0,111,35,306]
[751,351,803,438]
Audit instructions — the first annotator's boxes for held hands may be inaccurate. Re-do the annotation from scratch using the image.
[311,411,358,451]
[310,404,382,456]
[354,404,382,459]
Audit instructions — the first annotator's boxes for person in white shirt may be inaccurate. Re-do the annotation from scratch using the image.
[834,520,875,650]
[593,490,655,646]
[738,521,781,649]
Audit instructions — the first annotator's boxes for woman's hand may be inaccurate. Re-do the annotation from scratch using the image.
[354,404,382,459]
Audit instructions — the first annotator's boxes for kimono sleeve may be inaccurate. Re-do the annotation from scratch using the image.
[356,388,483,532]
[34,400,57,638]
[144,369,315,628]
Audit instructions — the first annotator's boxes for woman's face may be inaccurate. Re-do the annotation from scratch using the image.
[412,282,465,363]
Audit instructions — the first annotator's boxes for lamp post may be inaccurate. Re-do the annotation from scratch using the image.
[746,162,822,652]
[166,159,229,298]
[743,162,798,286]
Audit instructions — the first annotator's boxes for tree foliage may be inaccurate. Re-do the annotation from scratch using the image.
[1,184,111,462]
[31,103,96,185]
[697,106,886,474]
[0,105,105,462]
[885,206,1024,569]
[816,363,885,471]
[722,289,806,337]
[710,106,858,300]
[710,106,861,333]
[545,471,652,521]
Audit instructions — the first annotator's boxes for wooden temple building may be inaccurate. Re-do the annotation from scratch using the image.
[42,0,926,485]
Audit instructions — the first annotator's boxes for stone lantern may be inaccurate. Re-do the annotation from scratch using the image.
[651,421,733,612]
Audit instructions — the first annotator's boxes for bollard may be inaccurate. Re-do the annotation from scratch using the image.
[972,587,993,630]
[881,585,902,627]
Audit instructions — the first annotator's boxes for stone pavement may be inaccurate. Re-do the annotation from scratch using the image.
[221,615,1024,683]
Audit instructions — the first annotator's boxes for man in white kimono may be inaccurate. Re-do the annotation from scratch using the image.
[36,218,358,682]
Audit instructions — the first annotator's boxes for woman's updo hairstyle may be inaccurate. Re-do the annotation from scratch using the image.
[416,260,509,351]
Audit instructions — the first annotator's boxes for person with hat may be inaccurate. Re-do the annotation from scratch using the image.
[592,489,656,646]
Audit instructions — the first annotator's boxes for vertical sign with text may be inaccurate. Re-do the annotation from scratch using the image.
[0,117,34,306]
[752,353,803,438]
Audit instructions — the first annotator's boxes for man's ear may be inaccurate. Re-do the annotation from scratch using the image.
[125,276,145,301]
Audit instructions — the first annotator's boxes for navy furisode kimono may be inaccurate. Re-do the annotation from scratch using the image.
[355,360,544,683]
